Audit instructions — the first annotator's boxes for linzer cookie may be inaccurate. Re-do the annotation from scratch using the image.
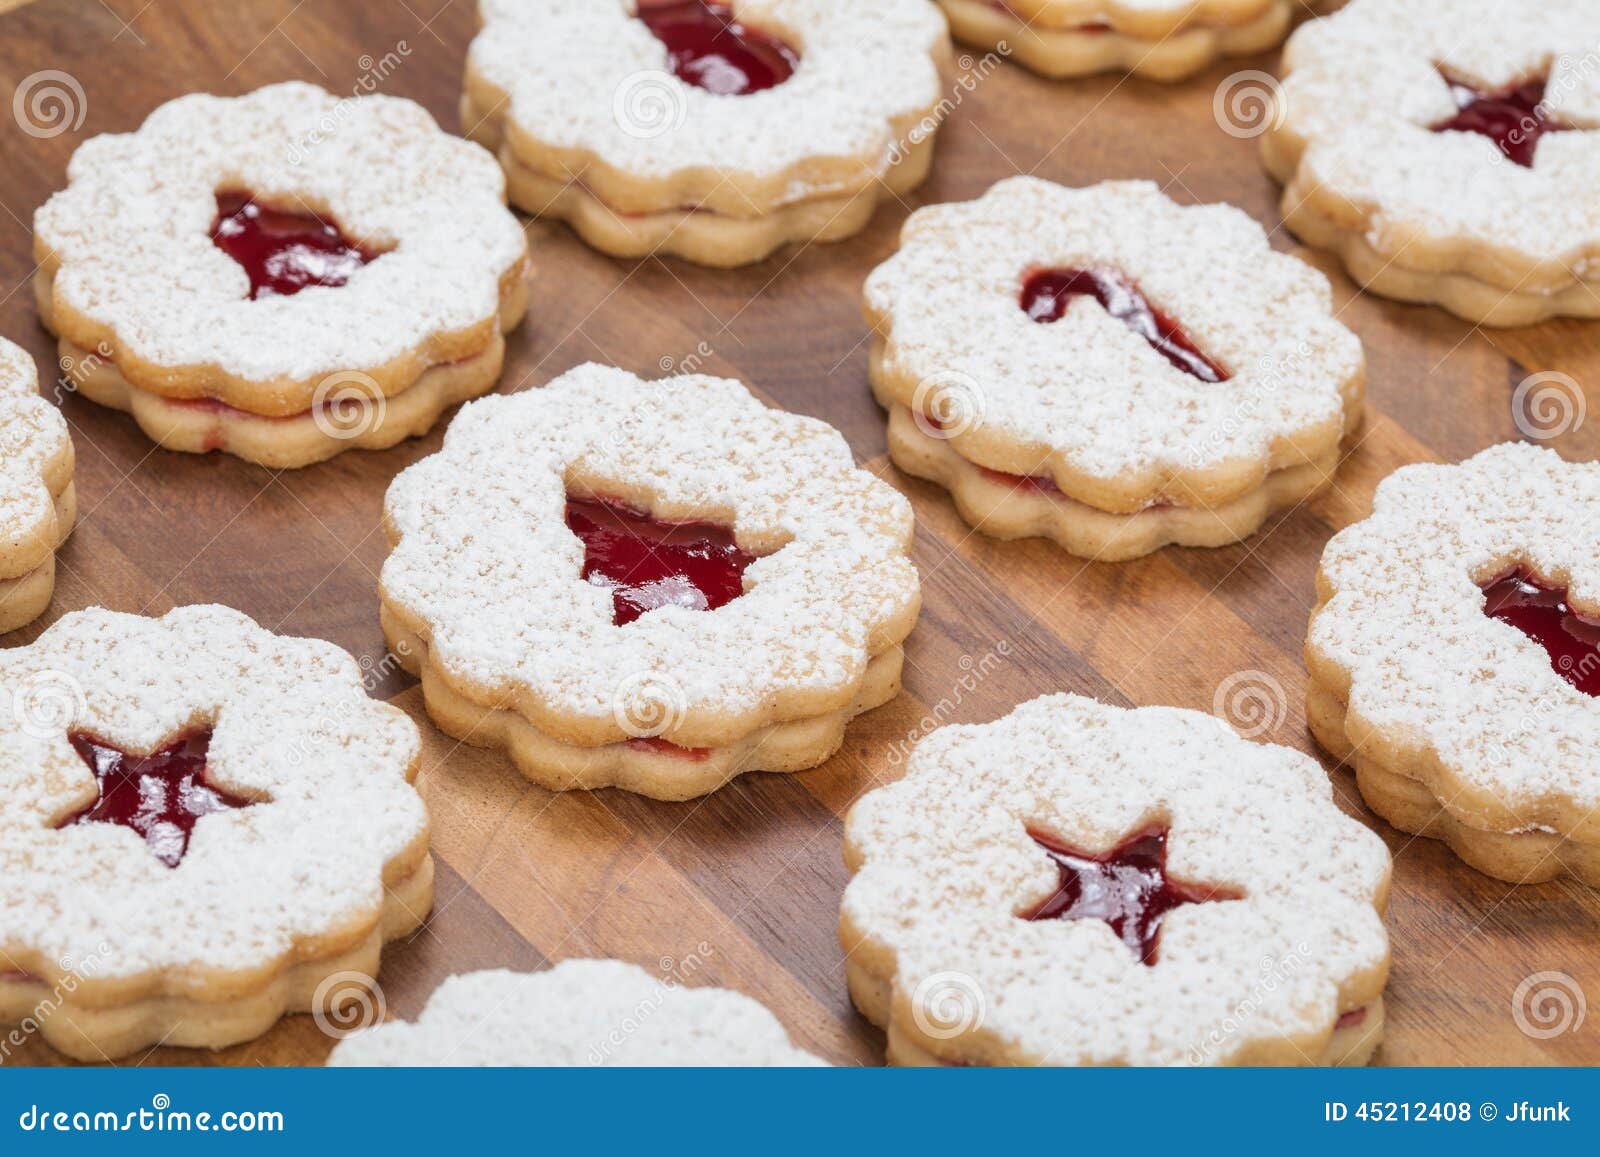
[0,339,74,634]
[1263,0,1600,325]
[0,606,431,1060]
[937,0,1294,81]
[380,363,921,800]
[33,82,530,468]
[1308,443,1600,885]
[841,694,1392,1066]
[462,0,950,266]
[865,178,1365,561]
[328,961,824,1065]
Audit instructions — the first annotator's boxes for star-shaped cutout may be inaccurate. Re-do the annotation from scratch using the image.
[1431,69,1574,168]
[1019,826,1239,964]
[58,730,258,868]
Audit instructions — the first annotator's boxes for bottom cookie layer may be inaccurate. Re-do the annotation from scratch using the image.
[383,613,904,800]
[0,481,77,635]
[60,337,509,470]
[938,0,1291,81]
[1306,678,1600,885]
[844,958,1383,1066]
[465,94,936,268]
[885,406,1336,560]
[1272,176,1600,327]
[0,856,434,1062]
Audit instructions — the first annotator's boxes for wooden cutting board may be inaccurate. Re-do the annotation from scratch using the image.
[1,0,1595,1067]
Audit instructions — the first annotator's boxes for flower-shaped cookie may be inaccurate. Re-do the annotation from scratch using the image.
[328,960,825,1065]
[841,694,1392,1066]
[865,178,1365,560]
[1308,442,1600,885]
[381,363,920,800]
[463,0,950,266]
[1263,0,1600,325]
[0,606,431,1060]
[937,0,1293,82]
[0,338,74,634]
[34,82,530,468]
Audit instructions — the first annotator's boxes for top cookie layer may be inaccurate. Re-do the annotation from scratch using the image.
[381,363,920,748]
[469,0,947,194]
[1272,0,1600,269]
[0,606,426,994]
[842,694,1391,1065]
[865,178,1364,510]
[0,338,72,582]
[34,82,527,409]
[327,960,825,1065]
[1310,442,1600,838]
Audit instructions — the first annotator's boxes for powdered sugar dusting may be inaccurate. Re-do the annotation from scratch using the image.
[842,694,1390,1065]
[35,82,526,384]
[0,606,425,981]
[382,363,919,741]
[1277,0,1600,263]
[470,0,946,183]
[327,961,825,1065]
[865,178,1363,485]
[0,338,69,557]
[1311,442,1600,820]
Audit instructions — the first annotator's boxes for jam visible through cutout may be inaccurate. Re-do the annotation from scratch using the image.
[212,192,378,299]
[1482,571,1600,697]
[58,731,256,868]
[637,0,799,95]
[1431,70,1572,168]
[1020,827,1239,964]
[566,496,760,626]
[1020,268,1228,383]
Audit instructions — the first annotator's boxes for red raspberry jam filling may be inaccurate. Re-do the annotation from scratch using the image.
[1431,71,1570,169]
[1335,1007,1368,1030]
[212,192,378,299]
[566,495,760,627]
[1482,570,1600,697]
[58,730,256,868]
[638,0,799,96]
[1020,827,1239,964]
[626,736,713,760]
[1020,268,1228,383]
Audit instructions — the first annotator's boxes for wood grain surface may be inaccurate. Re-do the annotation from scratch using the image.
[1,0,1596,1067]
